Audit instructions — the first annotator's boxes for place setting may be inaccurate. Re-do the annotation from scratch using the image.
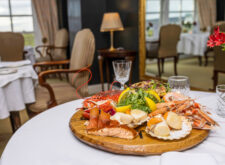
[68,60,222,165]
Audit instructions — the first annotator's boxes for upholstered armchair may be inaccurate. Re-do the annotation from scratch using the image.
[146,24,181,77]
[28,29,95,113]
[36,28,69,62]
[0,32,24,61]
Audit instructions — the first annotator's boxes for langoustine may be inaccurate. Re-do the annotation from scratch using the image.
[148,92,219,130]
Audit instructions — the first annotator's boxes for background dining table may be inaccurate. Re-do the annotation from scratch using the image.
[0,91,224,165]
[0,60,38,131]
[146,32,210,63]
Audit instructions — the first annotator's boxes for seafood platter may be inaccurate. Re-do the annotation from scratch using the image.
[69,80,218,155]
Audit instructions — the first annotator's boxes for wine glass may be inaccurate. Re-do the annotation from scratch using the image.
[216,84,225,117]
[112,60,132,90]
[168,76,190,96]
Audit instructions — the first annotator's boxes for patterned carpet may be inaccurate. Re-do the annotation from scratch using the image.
[146,57,225,91]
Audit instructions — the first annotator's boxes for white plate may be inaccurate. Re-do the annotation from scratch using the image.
[0,69,17,75]
[145,117,192,140]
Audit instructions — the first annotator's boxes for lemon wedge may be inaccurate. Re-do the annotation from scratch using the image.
[146,90,161,102]
[118,88,131,103]
[116,105,131,113]
[145,97,157,112]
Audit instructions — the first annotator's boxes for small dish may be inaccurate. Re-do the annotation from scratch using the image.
[145,117,192,140]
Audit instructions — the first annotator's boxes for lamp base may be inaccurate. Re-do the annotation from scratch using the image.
[109,30,116,51]
[109,46,116,51]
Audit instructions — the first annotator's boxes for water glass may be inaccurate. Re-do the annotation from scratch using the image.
[168,76,190,96]
[216,85,225,117]
[112,60,132,90]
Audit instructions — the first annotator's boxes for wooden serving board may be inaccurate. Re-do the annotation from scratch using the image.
[69,110,209,155]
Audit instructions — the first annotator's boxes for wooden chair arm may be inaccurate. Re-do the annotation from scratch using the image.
[47,46,67,49]
[35,45,53,58]
[46,46,68,61]
[33,60,70,70]
[149,40,160,44]
[38,65,91,108]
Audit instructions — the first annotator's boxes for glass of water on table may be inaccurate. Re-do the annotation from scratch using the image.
[168,76,190,96]
[216,85,225,117]
[112,60,132,90]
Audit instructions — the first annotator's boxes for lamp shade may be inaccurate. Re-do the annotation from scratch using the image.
[100,12,124,32]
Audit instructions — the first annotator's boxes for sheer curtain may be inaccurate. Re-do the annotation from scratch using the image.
[160,0,169,26]
[196,0,216,30]
[32,0,59,45]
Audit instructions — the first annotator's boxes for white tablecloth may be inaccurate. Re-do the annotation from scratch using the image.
[1,91,225,165]
[0,61,38,119]
[177,32,210,56]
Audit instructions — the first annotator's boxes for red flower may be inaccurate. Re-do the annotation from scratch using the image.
[207,26,225,48]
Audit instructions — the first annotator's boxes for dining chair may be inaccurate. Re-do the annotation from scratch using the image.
[146,24,181,77]
[0,32,24,61]
[28,29,95,113]
[36,28,69,62]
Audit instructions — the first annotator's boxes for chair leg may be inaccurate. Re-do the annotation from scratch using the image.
[157,58,161,77]
[174,57,178,76]
[198,56,202,66]
[56,65,63,80]
[213,70,218,91]
[161,58,164,73]
[204,53,208,66]
[10,111,21,132]
[177,54,180,63]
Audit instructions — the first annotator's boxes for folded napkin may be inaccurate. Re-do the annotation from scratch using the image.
[0,60,31,68]
[160,152,217,165]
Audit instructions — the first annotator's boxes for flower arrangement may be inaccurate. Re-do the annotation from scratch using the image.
[207,27,225,50]
[146,22,153,37]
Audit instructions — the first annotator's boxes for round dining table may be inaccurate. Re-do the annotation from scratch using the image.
[1,91,225,165]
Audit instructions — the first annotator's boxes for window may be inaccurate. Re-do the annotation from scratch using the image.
[0,0,34,46]
[169,0,195,24]
[146,0,161,37]
[146,0,196,36]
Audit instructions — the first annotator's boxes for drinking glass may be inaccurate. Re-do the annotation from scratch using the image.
[168,76,190,96]
[216,85,225,117]
[112,60,132,90]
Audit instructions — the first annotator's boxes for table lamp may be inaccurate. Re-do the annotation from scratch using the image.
[100,12,124,51]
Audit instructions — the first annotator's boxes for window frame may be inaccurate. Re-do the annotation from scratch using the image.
[146,0,161,25]
[146,0,196,27]
[0,0,34,33]
[168,0,196,24]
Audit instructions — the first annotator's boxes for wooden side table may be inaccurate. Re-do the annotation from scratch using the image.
[98,49,136,91]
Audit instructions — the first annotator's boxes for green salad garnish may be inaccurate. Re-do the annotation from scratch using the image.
[117,88,160,113]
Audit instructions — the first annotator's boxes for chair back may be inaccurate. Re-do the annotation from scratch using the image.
[69,29,95,96]
[0,32,24,61]
[214,23,225,72]
[53,28,69,60]
[158,24,181,58]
